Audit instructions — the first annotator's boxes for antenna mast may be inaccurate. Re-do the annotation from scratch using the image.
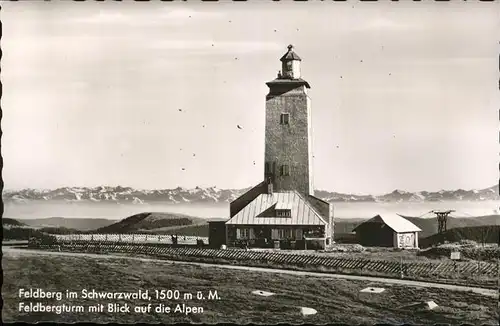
[431,210,455,235]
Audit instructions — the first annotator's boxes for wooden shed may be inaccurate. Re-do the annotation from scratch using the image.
[352,214,421,249]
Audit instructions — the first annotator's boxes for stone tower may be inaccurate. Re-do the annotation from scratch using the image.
[264,45,314,196]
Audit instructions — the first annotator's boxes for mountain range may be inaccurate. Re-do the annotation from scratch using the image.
[3,184,498,204]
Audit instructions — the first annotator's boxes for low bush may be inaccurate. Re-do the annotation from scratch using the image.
[459,239,478,247]
[325,244,365,253]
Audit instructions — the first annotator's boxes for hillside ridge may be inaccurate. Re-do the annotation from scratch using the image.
[95,212,206,234]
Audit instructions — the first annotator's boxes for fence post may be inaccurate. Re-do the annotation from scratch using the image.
[400,257,404,279]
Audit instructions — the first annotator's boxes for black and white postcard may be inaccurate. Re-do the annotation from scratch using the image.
[2,1,499,324]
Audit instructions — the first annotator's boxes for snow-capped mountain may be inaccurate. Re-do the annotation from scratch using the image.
[2,185,498,204]
[2,186,246,204]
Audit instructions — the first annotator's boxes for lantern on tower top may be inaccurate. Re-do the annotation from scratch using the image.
[279,44,302,79]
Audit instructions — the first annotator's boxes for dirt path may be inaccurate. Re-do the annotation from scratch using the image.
[4,247,498,298]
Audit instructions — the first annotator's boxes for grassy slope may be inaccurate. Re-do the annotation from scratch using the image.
[420,225,500,248]
[3,250,498,324]
[95,212,207,234]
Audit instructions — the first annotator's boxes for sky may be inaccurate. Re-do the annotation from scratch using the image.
[2,1,500,195]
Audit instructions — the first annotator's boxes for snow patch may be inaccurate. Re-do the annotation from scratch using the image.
[300,307,317,316]
[251,290,275,297]
[425,301,438,310]
[168,194,180,204]
[188,187,203,194]
[414,192,425,200]
[398,300,439,311]
[360,287,385,293]
[132,197,144,204]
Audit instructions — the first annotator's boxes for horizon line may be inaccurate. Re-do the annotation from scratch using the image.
[3,183,497,198]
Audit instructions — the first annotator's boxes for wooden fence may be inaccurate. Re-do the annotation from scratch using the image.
[51,233,208,246]
[32,242,499,289]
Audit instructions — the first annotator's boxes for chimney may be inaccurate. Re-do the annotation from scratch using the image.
[267,177,273,194]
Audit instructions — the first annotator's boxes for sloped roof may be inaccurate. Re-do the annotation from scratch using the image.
[226,191,327,226]
[353,213,422,233]
[280,51,301,62]
[229,180,267,218]
[280,45,302,62]
[276,201,293,210]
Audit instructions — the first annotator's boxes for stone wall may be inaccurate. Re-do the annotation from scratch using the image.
[265,85,312,195]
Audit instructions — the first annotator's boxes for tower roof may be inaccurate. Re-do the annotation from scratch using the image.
[280,44,302,62]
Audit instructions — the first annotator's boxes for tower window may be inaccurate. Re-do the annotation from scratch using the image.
[280,113,290,125]
[281,165,290,176]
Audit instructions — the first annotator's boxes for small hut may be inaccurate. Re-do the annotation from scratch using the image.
[353,214,421,249]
